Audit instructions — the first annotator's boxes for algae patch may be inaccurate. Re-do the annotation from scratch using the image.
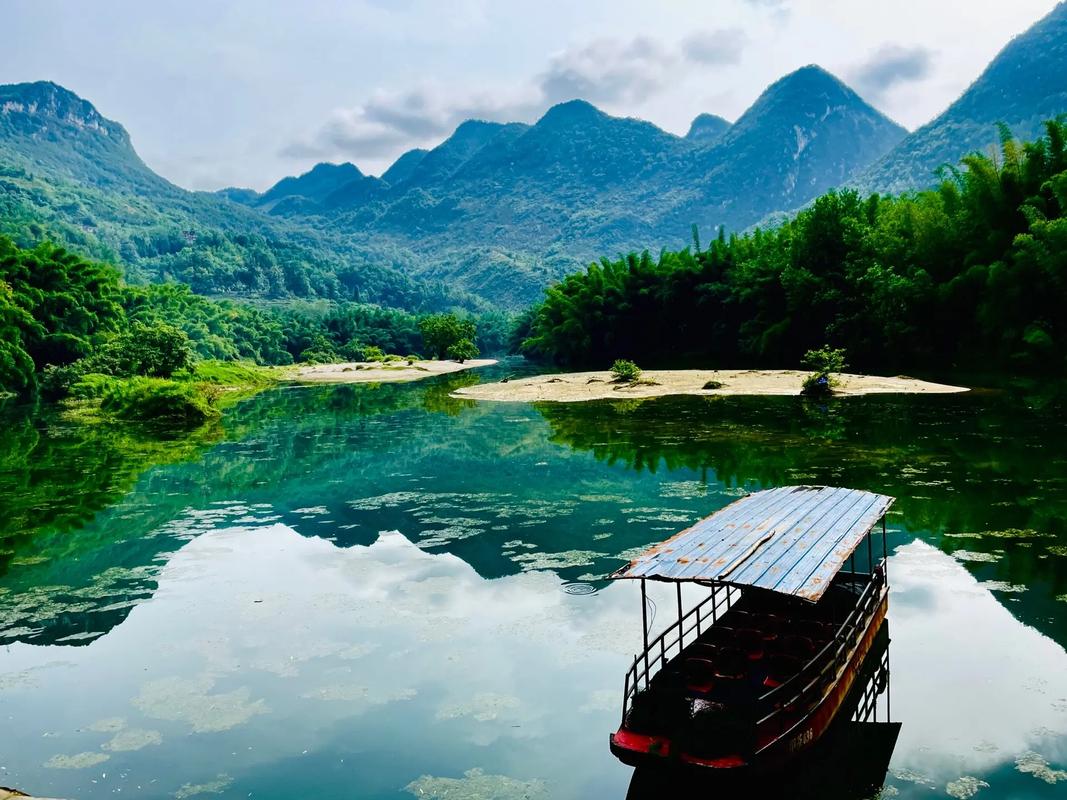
[404,767,547,800]
[44,751,110,769]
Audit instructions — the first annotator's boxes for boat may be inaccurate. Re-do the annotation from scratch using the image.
[608,485,893,770]
[624,620,898,797]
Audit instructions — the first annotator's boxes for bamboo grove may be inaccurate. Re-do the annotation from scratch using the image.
[520,120,1067,374]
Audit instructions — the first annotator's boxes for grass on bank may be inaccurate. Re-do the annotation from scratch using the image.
[65,360,281,425]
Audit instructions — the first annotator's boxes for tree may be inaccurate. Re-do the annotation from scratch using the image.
[91,323,193,378]
[419,313,476,360]
[447,339,479,363]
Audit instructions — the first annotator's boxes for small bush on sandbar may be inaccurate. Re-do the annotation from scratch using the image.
[801,345,847,397]
[611,359,642,382]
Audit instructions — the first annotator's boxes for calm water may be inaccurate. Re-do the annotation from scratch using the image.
[1,364,1066,798]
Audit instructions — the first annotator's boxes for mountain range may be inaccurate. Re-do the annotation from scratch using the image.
[2,2,1066,309]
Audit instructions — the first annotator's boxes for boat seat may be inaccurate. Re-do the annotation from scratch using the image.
[781,634,817,659]
[651,668,687,691]
[763,653,803,688]
[627,684,691,733]
[711,647,748,680]
[798,620,834,642]
[727,610,755,627]
[683,658,717,693]
[734,628,766,660]
[752,614,784,641]
[703,625,737,647]
[686,643,721,661]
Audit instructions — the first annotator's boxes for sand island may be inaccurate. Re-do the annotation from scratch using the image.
[291,358,497,384]
[452,369,968,403]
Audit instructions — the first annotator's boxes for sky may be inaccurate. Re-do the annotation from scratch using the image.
[2,0,1060,191]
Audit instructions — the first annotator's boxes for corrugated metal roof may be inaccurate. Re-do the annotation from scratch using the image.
[609,486,894,602]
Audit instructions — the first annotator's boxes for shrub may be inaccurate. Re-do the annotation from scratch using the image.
[801,345,847,396]
[299,348,338,364]
[363,345,386,362]
[339,340,367,361]
[611,359,642,382]
[40,362,89,399]
[69,372,118,399]
[99,377,218,424]
[405,353,421,365]
[447,339,480,363]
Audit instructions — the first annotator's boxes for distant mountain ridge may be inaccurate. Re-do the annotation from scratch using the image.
[4,2,1067,309]
[858,1,1067,193]
[224,66,905,304]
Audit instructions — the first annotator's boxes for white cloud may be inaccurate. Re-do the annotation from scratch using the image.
[850,44,935,103]
[286,29,746,165]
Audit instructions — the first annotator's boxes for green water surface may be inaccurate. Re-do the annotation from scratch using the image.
[1,363,1065,798]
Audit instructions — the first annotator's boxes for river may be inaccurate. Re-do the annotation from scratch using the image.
[1,363,1065,798]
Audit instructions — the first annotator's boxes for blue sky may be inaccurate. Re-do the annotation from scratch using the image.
[1,0,1060,190]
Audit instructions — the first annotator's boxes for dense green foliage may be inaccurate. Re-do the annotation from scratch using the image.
[0,236,124,390]
[419,313,477,360]
[0,235,505,405]
[523,121,1067,374]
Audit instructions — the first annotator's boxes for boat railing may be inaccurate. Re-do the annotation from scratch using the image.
[753,561,887,744]
[621,581,739,725]
[620,561,886,736]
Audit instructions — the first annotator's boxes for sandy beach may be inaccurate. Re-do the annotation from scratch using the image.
[291,358,497,384]
[452,369,968,403]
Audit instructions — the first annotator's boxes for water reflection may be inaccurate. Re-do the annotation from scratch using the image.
[2,376,1067,797]
[2,515,1066,798]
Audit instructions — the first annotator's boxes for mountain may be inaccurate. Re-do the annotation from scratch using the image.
[14,16,1065,312]
[260,161,363,205]
[0,81,471,309]
[686,113,731,144]
[675,65,907,231]
[859,1,1067,193]
[284,72,905,305]
[380,148,428,184]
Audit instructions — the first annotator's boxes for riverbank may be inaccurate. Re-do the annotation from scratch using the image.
[453,369,969,403]
[291,359,497,383]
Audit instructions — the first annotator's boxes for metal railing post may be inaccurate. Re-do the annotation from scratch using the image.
[640,579,650,682]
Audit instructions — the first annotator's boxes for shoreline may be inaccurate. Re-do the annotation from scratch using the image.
[289,358,497,384]
[452,369,969,403]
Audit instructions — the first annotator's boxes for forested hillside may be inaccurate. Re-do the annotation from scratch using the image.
[521,121,1067,374]
[246,70,906,306]
[0,82,474,311]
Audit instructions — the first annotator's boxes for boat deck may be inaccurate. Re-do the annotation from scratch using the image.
[623,575,873,759]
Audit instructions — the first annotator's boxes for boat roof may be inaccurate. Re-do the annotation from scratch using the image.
[609,485,894,602]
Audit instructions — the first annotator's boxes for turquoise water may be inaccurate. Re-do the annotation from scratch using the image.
[1,364,1066,798]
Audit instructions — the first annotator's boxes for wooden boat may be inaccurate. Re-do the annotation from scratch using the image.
[608,485,893,770]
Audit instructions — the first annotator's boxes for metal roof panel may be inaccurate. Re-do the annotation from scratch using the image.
[609,486,894,602]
